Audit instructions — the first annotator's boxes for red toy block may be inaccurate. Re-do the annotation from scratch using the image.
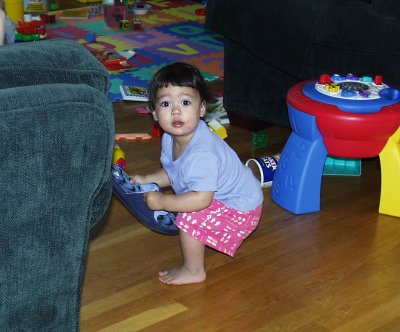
[151,122,163,138]
[104,5,127,27]
[133,18,142,31]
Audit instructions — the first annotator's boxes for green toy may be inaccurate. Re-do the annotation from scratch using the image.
[252,131,267,149]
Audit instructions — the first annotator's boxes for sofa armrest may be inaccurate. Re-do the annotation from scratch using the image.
[0,39,109,93]
[90,176,113,228]
[0,83,114,330]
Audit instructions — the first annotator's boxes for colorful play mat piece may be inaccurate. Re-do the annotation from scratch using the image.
[47,0,224,102]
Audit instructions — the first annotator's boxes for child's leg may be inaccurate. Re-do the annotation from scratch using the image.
[159,230,206,285]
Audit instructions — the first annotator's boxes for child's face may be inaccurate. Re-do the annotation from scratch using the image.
[152,84,206,140]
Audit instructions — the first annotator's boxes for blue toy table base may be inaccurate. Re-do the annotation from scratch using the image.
[271,107,327,214]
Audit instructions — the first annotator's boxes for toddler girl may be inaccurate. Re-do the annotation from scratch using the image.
[133,62,264,285]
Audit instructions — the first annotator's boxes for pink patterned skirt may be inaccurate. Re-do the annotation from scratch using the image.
[176,200,263,257]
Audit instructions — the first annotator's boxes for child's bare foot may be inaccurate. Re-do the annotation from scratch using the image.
[159,265,206,285]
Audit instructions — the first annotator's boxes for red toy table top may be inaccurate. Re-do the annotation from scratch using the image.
[287,81,400,157]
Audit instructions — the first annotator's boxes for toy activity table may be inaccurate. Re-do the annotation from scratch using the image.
[271,74,400,217]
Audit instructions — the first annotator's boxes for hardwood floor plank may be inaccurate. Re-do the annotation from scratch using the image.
[81,279,163,321]
[328,295,400,331]
[89,224,150,252]
[97,302,188,332]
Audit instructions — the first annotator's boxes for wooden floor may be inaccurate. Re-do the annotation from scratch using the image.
[80,91,400,331]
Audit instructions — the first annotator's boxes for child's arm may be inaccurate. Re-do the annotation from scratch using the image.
[131,168,171,188]
[144,191,214,213]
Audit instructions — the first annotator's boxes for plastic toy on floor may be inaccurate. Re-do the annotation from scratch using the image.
[15,14,47,42]
[111,164,178,235]
[112,144,126,170]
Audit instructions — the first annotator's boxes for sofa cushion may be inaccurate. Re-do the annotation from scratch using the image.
[0,39,109,93]
[308,1,400,84]
[206,0,344,77]
[372,0,400,18]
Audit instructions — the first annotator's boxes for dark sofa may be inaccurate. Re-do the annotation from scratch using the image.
[0,39,114,331]
[206,0,400,127]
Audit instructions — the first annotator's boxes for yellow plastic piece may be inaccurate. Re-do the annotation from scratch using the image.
[212,126,228,139]
[324,83,340,93]
[4,0,24,24]
[113,144,126,165]
[379,126,400,217]
[207,119,227,139]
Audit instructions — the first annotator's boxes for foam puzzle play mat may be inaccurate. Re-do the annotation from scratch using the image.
[37,0,224,101]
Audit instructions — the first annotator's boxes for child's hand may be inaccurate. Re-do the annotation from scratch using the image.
[144,191,163,211]
[131,174,147,184]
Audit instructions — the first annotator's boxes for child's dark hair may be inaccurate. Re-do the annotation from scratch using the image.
[148,62,214,111]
